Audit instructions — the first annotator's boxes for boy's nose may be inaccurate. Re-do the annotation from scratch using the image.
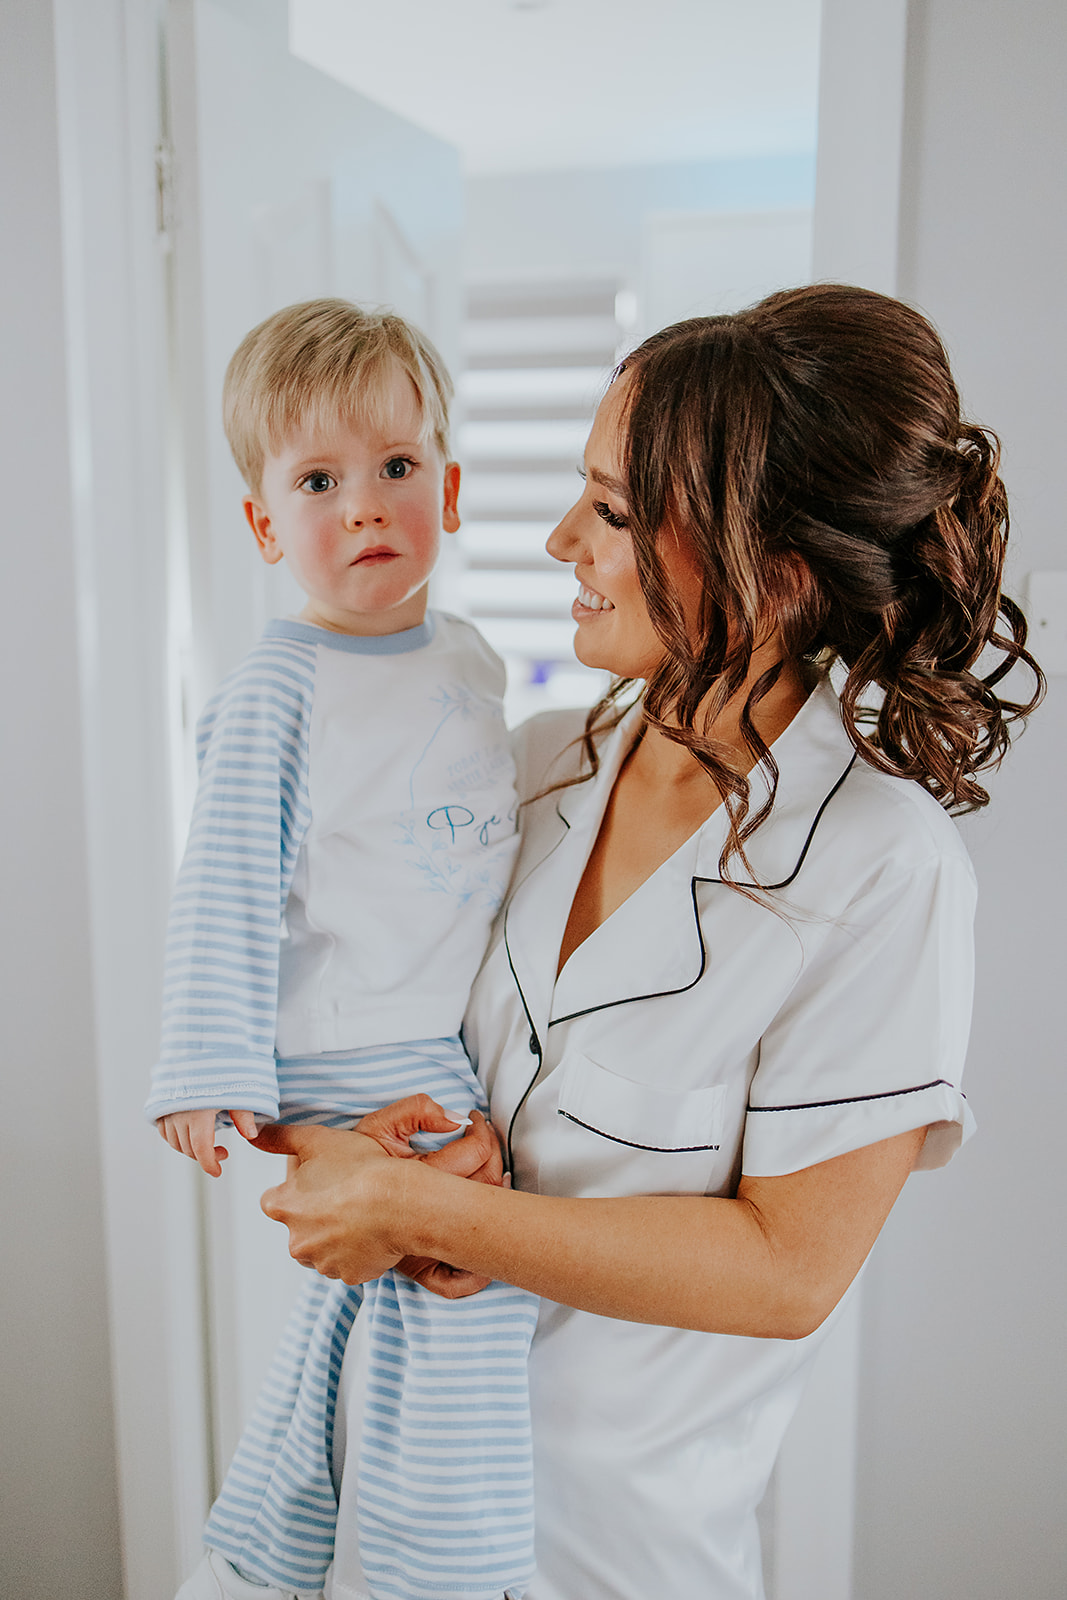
[343,493,388,529]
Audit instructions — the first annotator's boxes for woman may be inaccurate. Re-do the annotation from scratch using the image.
[255,284,1042,1600]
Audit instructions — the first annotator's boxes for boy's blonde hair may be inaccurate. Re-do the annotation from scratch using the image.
[223,298,453,494]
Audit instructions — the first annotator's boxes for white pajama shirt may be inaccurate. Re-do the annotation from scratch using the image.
[452,674,976,1600]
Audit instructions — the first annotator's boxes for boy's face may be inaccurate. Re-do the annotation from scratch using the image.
[244,363,459,635]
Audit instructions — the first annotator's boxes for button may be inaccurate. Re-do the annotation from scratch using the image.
[528,1031,539,1055]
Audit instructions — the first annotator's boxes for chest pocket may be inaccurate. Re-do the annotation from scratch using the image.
[554,1051,726,1196]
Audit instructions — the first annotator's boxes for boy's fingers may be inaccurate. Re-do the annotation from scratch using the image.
[229,1109,259,1141]
[188,1115,222,1177]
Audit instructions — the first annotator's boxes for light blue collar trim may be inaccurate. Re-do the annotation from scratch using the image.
[265,613,436,655]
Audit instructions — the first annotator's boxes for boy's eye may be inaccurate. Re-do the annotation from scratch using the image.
[300,471,335,494]
[382,457,414,480]
[593,499,628,531]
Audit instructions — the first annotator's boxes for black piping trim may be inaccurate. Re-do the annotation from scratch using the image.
[506,750,861,1153]
[549,873,709,1027]
[546,753,859,1031]
[723,753,859,892]
[502,805,573,1171]
[558,1110,720,1152]
[747,1078,963,1113]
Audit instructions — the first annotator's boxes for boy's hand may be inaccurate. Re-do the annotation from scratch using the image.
[158,1107,259,1178]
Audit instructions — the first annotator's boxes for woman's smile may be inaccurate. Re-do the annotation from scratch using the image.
[574,581,615,615]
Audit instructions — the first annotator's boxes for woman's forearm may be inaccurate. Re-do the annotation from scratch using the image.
[395,1165,796,1334]
[257,1121,922,1339]
[387,1123,924,1338]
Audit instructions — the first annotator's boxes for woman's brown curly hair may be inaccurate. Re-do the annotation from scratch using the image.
[572,283,1043,883]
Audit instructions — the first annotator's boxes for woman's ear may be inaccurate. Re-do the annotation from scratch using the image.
[442,461,461,534]
[244,496,283,564]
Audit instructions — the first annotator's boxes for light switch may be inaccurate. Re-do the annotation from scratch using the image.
[1026,571,1067,676]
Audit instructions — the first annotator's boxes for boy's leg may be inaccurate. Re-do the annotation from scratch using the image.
[353,1270,539,1600]
[176,1549,324,1600]
[204,1275,362,1592]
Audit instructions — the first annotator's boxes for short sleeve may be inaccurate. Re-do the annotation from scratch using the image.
[742,850,978,1176]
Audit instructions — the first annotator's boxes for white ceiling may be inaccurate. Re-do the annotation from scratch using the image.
[289,0,821,176]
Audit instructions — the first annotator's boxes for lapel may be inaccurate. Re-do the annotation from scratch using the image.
[692,674,858,888]
[503,706,642,1051]
[504,676,858,1040]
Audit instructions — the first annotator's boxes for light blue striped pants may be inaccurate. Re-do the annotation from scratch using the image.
[202,1039,538,1600]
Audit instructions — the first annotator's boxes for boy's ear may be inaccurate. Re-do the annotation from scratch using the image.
[244,496,284,564]
[442,461,461,534]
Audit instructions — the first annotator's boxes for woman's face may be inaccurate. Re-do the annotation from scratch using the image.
[547,371,700,680]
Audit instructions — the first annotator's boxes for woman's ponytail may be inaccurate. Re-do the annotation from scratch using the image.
[839,423,1042,812]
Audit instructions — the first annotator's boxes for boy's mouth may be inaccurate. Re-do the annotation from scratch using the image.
[352,545,398,565]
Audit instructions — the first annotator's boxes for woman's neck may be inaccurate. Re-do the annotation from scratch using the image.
[632,655,812,794]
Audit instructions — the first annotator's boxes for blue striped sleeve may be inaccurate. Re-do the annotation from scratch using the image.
[145,636,317,1122]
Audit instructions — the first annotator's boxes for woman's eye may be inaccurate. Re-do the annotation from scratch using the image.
[301,472,335,494]
[592,499,628,531]
[382,457,414,480]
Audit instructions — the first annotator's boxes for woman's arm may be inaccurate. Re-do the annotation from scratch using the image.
[254,1120,925,1339]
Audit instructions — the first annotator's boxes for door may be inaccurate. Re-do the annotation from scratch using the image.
[165,0,464,1498]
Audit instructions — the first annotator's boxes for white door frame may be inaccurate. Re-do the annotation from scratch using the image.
[813,0,909,293]
[53,1,213,1594]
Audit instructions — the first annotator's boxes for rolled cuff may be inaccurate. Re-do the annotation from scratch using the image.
[741,1078,976,1178]
[144,1060,280,1124]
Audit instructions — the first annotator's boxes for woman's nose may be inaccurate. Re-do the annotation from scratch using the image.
[546,500,584,564]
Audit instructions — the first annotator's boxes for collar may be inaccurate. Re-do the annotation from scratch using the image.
[264,613,436,654]
[503,675,858,1046]
[691,673,858,887]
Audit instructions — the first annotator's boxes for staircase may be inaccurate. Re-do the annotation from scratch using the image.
[452,279,628,724]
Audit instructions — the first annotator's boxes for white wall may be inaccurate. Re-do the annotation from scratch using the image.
[850,2,1067,1595]
[0,1,123,1593]
[465,154,815,288]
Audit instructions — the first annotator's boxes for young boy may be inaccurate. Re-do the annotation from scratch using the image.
[146,301,536,1600]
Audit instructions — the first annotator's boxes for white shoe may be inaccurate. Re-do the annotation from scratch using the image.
[176,1550,324,1600]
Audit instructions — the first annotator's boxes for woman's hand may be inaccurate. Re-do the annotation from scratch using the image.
[375,1107,505,1292]
[254,1124,408,1285]
[254,1104,505,1296]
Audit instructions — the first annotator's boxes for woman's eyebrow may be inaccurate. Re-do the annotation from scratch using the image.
[588,466,628,497]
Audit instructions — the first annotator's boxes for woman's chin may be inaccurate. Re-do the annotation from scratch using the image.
[571,635,611,673]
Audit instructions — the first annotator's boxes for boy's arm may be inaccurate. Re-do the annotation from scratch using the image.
[145,642,315,1127]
